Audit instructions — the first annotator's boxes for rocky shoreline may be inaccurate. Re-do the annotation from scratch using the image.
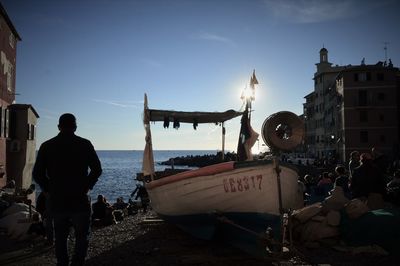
[1,210,399,266]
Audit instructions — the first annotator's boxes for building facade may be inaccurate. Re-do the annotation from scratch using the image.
[0,3,21,187]
[303,48,400,163]
[335,63,399,162]
[0,3,39,192]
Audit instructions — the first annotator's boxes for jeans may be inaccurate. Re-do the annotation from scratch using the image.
[53,210,91,266]
[44,196,54,243]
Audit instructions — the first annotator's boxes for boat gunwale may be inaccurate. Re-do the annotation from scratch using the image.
[145,159,298,190]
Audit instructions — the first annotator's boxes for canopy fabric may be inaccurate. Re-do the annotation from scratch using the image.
[142,94,155,177]
[146,109,243,124]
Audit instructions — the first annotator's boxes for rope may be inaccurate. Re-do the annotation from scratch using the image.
[215,214,282,248]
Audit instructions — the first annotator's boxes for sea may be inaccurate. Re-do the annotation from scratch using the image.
[88,150,217,204]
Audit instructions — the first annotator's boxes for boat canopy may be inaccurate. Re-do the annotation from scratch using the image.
[146,109,243,124]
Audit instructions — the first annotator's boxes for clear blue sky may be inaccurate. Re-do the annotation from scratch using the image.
[3,0,400,151]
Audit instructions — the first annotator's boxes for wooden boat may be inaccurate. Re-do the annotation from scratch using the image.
[141,72,305,257]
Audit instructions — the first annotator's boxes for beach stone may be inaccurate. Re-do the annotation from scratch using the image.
[2,203,32,217]
[326,210,341,226]
[311,215,326,222]
[292,202,322,223]
[300,220,340,242]
[0,211,32,240]
[352,245,389,256]
[345,199,369,219]
[324,186,349,211]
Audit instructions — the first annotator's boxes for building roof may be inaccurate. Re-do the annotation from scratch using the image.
[8,104,40,118]
[0,2,21,41]
[333,63,399,81]
[304,91,314,99]
[341,63,398,72]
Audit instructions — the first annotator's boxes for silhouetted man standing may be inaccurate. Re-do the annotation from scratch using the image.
[33,113,102,266]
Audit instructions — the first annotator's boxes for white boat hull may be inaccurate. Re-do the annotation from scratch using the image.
[146,160,303,217]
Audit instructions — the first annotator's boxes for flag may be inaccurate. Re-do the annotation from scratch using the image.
[250,69,259,89]
[249,70,258,101]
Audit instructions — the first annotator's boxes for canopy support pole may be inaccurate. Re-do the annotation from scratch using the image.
[221,122,225,161]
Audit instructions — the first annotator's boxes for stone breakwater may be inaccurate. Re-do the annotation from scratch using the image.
[160,152,237,168]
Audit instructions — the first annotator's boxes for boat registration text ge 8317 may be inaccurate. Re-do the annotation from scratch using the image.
[223,175,263,193]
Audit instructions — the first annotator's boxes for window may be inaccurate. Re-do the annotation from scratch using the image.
[360,131,368,143]
[7,64,14,91]
[27,124,35,140]
[358,90,367,106]
[355,72,371,82]
[380,135,386,143]
[377,73,384,81]
[379,114,384,122]
[360,110,368,122]
[0,107,2,138]
[3,109,9,138]
[378,92,385,101]
[9,33,15,49]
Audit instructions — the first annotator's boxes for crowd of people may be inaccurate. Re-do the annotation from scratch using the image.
[301,148,400,207]
[9,112,398,265]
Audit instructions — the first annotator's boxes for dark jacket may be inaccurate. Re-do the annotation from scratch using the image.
[350,161,385,198]
[33,132,102,212]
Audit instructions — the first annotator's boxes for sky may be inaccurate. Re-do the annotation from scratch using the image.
[2,0,400,151]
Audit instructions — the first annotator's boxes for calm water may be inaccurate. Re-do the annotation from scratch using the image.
[89,150,217,204]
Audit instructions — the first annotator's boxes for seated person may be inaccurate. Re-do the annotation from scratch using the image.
[316,172,333,194]
[133,185,149,213]
[334,165,351,199]
[92,195,115,226]
[387,170,400,206]
[112,197,128,210]
[112,197,129,221]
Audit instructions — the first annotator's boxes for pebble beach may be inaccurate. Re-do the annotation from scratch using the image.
[1,210,400,266]
[0,211,272,266]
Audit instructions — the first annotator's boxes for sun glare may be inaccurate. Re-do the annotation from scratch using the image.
[241,87,253,100]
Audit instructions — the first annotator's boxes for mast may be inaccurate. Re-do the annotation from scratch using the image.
[221,122,225,160]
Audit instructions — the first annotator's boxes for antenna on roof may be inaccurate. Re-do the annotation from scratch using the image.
[383,41,389,62]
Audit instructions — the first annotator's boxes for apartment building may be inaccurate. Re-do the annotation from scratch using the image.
[0,3,39,192]
[303,48,399,163]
